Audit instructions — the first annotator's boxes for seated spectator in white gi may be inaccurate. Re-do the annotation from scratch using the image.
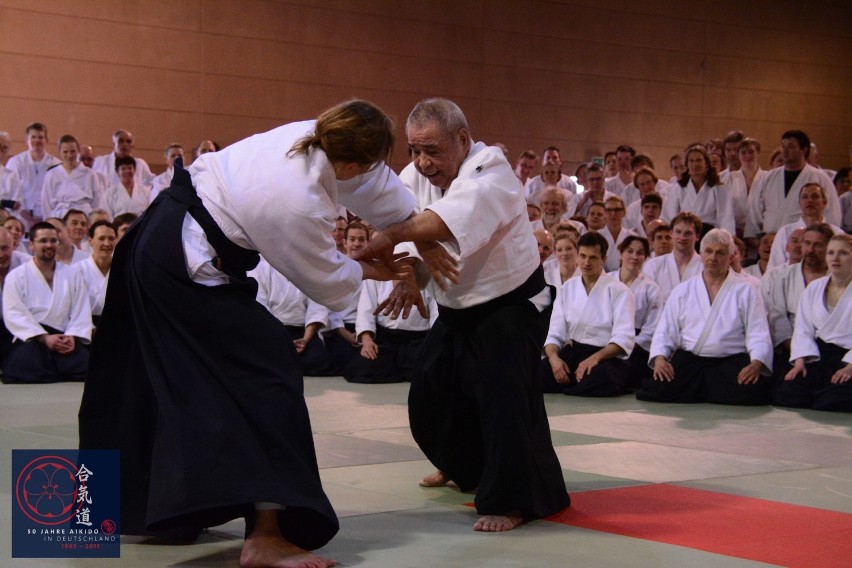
[40,135,103,219]
[92,129,155,189]
[6,122,61,227]
[629,193,664,240]
[745,232,774,278]
[535,228,554,265]
[774,234,852,411]
[150,143,184,201]
[761,227,805,304]
[615,235,661,390]
[663,145,736,235]
[542,232,635,396]
[574,164,615,217]
[599,196,635,272]
[766,224,831,378]
[624,166,663,232]
[3,217,29,254]
[324,221,370,373]
[45,217,89,264]
[767,183,844,270]
[0,151,22,212]
[605,145,636,197]
[719,130,744,183]
[621,155,669,206]
[524,146,577,201]
[731,237,761,288]
[835,168,851,233]
[544,234,579,287]
[104,155,151,218]
[71,220,115,328]
[746,130,840,239]
[648,221,673,257]
[639,229,773,405]
[728,137,766,238]
[535,187,583,235]
[249,258,335,377]
[0,227,26,364]
[642,212,704,303]
[346,278,437,383]
[63,209,89,251]
[513,149,538,188]
[1,222,92,383]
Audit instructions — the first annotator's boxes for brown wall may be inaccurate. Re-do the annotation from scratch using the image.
[2,0,850,176]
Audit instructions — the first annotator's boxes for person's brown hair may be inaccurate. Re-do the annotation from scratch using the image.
[289,99,395,167]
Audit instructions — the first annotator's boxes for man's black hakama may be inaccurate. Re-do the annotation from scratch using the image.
[78,168,338,550]
[408,268,569,520]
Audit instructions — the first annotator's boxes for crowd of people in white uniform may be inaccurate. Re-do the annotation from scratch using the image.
[0,122,850,412]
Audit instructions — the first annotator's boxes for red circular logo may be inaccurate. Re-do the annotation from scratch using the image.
[15,455,82,526]
[101,519,117,534]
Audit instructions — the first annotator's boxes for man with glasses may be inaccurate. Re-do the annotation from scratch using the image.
[599,196,635,272]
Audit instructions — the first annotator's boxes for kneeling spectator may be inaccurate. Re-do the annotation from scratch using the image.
[345,279,437,383]
[2,222,92,383]
[639,229,773,405]
[542,232,635,396]
[774,234,852,411]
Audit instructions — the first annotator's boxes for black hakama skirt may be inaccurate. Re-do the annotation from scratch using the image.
[78,169,338,550]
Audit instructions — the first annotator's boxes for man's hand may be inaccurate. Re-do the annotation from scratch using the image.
[414,241,459,291]
[784,359,806,381]
[358,254,415,282]
[737,360,763,384]
[653,356,674,382]
[42,334,75,355]
[548,354,571,384]
[354,231,397,270]
[575,355,601,381]
[360,336,379,360]
[375,278,428,320]
[293,338,308,354]
[831,363,852,384]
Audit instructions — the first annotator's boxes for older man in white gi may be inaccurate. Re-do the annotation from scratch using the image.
[639,229,773,405]
[356,98,569,532]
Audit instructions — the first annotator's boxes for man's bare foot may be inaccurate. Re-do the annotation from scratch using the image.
[241,535,335,568]
[419,470,451,487]
[473,513,524,532]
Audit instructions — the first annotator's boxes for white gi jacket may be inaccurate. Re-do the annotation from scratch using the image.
[186,120,415,312]
[399,141,543,309]
[766,218,844,270]
[641,252,703,303]
[598,225,636,273]
[663,179,735,234]
[2,260,92,341]
[649,269,772,370]
[746,164,839,238]
[92,152,156,189]
[41,164,104,218]
[6,151,61,216]
[618,271,661,352]
[0,166,22,205]
[355,279,437,337]
[790,276,852,364]
[546,272,635,357]
[72,256,109,317]
[249,259,329,328]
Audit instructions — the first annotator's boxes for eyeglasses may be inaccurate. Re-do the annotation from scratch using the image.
[605,208,625,213]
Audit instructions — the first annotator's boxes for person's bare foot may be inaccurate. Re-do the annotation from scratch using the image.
[240,534,336,568]
[419,470,451,487]
[473,513,524,532]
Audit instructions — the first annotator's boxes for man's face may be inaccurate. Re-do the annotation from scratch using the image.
[738,144,758,168]
[586,205,606,231]
[515,157,536,180]
[670,155,686,178]
[542,150,561,167]
[527,204,541,222]
[641,202,661,222]
[536,233,553,263]
[46,220,72,246]
[66,213,88,242]
[578,245,605,278]
[758,233,775,258]
[540,192,564,224]
[604,154,617,175]
[541,165,560,185]
[0,137,10,163]
[332,219,347,247]
[118,164,135,185]
[60,142,78,168]
[616,151,632,173]
[31,228,59,263]
[166,147,184,168]
[90,225,117,257]
[672,221,698,254]
[724,142,741,169]
[636,173,657,196]
[0,233,12,270]
[117,223,132,240]
[799,185,826,218]
[653,230,673,255]
[26,129,47,153]
[114,131,134,156]
[408,121,469,191]
[604,200,625,228]
[780,137,806,168]
[344,228,369,257]
[701,241,731,276]
[79,146,95,168]
[585,170,605,194]
[800,230,828,269]
[198,140,217,154]
[787,229,805,263]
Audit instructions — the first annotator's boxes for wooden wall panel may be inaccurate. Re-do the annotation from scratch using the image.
[1,0,850,176]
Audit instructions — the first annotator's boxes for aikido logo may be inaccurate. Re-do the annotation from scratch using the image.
[15,455,83,526]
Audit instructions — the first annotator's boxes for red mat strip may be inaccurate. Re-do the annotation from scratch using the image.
[546,484,852,568]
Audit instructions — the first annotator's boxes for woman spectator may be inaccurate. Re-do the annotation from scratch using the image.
[544,234,579,287]
[663,145,735,237]
[775,234,852,411]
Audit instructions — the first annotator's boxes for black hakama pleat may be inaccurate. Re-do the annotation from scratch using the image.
[540,341,628,397]
[772,340,852,412]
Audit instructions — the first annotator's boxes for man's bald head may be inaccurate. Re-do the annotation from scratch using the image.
[0,227,13,270]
